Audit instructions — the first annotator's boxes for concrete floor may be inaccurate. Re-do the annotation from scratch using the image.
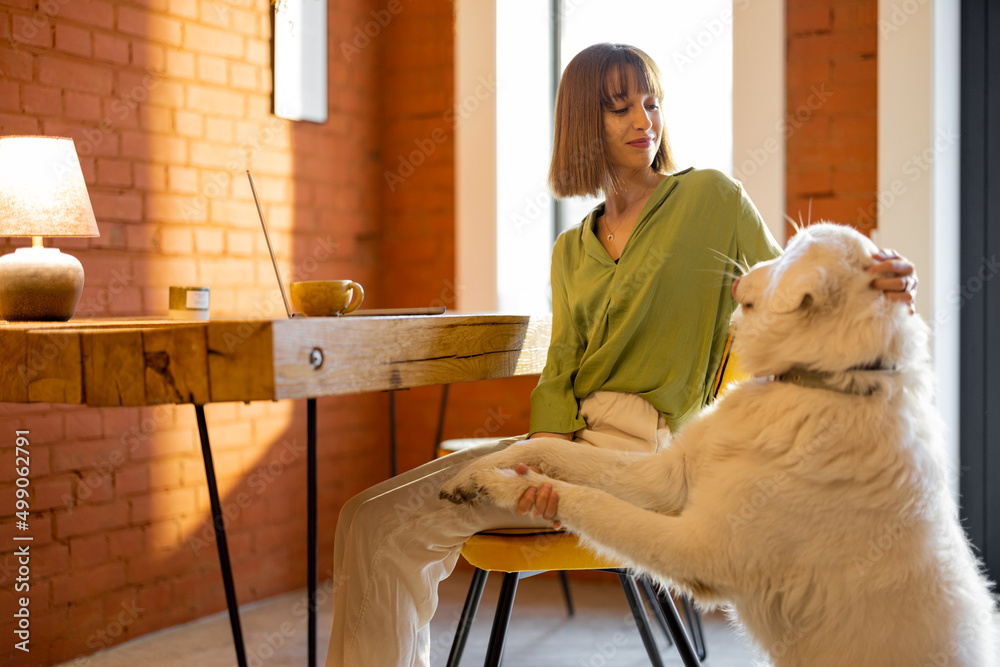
[61,570,767,666]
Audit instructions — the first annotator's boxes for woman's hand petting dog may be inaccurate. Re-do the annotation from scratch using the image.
[869,249,918,313]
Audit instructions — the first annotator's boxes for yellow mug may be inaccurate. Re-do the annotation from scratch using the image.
[290,280,364,317]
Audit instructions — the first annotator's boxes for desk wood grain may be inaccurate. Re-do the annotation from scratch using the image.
[0,314,551,407]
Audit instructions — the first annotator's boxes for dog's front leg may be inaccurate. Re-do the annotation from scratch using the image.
[495,438,693,514]
[439,438,609,504]
[469,468,715,586]
[440,439,689,514]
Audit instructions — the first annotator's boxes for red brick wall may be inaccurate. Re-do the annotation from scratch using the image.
[786,0,878,237]
[0,0,398,663]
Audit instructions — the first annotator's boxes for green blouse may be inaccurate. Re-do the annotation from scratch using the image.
[529,168,783,435]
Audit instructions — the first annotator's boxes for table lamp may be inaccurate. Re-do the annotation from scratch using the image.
[0,136,100,321]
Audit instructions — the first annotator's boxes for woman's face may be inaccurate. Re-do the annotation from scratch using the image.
[602,73,662,173]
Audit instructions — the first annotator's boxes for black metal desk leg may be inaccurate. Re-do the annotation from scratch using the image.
[388,390,397,477]
[308,398,318,667]
[194,404,248,667]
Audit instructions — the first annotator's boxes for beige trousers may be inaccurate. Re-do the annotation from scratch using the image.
[324,391,669,667]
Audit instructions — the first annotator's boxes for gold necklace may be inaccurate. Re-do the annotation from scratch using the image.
[603,215,627,242]
[603,184,655,242]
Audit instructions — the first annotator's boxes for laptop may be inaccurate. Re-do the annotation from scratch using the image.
[247,170,445,318]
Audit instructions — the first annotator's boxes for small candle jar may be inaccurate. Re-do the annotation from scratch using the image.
[168,286,210,321]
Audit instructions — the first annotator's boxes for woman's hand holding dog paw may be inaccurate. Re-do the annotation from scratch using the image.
[515,463,561,527]
[869,249,918,314]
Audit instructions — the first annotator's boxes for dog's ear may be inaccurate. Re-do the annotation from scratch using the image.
[770,267,827,313]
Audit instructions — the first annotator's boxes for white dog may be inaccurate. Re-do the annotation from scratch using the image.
[441,223,996,666]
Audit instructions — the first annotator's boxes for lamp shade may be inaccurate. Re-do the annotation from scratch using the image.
[0,136,99,238]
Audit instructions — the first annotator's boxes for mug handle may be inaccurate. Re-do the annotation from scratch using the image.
[341,281,365,314]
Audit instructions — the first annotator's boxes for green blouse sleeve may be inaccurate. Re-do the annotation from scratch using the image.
[528,236,587,435]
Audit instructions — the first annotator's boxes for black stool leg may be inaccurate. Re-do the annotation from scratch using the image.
[484,573,520,667]
[447,568,489,667]
[307,398,318,667]
[618,574,665,667]
[681,595,707,661]
[558,571,574,616]
[194,405,248,667]
[638,576,673,647]
[654,587,702,666]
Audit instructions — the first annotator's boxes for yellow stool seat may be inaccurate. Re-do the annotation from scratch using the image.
[449,530,703,667]
[461,528,622,572]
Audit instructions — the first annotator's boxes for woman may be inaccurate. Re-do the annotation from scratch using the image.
[326,43,916,667]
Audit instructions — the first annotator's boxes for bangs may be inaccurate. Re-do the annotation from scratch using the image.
[599,50,663,108]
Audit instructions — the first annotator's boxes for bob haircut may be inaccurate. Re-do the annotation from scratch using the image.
[548,43,675,198]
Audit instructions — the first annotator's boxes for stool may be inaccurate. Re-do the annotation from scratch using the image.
[446,528,705,667]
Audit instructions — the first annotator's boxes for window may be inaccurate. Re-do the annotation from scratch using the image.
[495,1,556,314]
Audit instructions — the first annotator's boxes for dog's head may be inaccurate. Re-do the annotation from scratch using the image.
[732,222,926,377]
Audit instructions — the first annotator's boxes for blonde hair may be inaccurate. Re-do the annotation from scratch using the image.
[548,43,675,198]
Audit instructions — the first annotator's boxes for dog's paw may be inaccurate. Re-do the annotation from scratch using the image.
[439,466,496,505]
[440,467,552,511]
[475,467,551,511]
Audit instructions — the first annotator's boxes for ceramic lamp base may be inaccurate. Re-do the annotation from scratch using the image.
[0,246,85,321]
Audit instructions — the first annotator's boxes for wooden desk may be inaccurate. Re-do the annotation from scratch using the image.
[0,314,551,666]
[0,314,551,405]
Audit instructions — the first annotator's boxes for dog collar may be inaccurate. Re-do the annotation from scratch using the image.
[774,364,895,396]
